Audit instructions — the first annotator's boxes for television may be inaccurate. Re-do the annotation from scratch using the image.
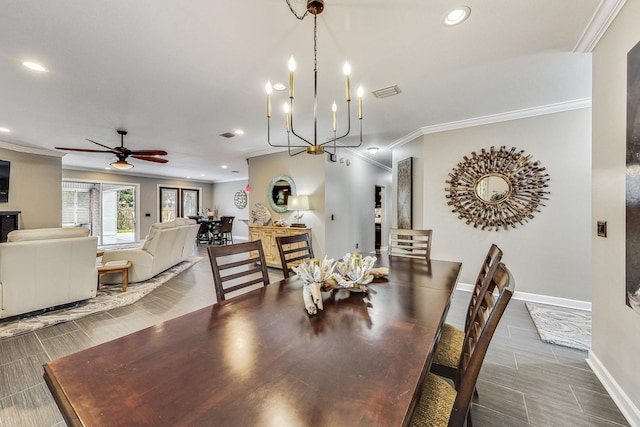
[0,160,10,203]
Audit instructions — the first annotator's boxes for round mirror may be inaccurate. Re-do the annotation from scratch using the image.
[445,146,550,231]
[268,175,296,213]
[475,174,511,203]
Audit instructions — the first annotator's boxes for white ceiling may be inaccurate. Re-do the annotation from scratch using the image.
[0,0,610,182]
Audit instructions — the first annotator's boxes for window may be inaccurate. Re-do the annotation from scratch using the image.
[159,187,200,222]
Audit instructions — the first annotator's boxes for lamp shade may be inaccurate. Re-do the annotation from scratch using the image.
[287,195,310,211]
[110,159,134,170]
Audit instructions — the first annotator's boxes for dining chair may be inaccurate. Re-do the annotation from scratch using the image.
[207,240,270,303]
[276,233,314,279]
[412,262,515,427]
[430,244,503,382]
[213,216,234,245]
[388,228,432,259]
[196,221,212,245]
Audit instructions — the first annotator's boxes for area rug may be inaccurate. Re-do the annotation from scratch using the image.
[525,302,591,351]
[0,256,202,340]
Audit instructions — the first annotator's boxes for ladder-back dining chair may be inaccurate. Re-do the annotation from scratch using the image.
[276,233,314,279]
[388,228,433,259]
[213,216,234,245]
[207,240,270,303]
[412,262,515,427]
[431,244,503,382]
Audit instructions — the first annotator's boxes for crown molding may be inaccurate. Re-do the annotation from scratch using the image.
[0,139,64,157]
[388,98,592,151]
[574,0,627,53]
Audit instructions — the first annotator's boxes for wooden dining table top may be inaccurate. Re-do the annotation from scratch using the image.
[43,254,462,427]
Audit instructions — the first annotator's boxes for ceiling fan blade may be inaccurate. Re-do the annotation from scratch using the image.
[129,150,168,156]
[86,138,119,151]
[55,147,114,153]
[131,155,169,163]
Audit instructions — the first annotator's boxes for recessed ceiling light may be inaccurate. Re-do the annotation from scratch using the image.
[367,147,379,155]
[186,176,191,179]
[0,127,10,133]
[444,6,471,26]
[201,173,206,177]
[273,83,286,91]
[234,129,244,135]
[221,165,228,169]
[22,61,49,72]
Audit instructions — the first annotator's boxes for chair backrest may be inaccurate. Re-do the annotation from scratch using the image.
[388,228,432,259]
[207,240,270,303]
[449,262,515,426]
[463,244,503,332]
[276,233,314,279]
[218,216,234,233]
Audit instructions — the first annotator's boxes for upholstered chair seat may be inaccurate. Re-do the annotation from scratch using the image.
[432,323,465,369]
[412,373,456,427]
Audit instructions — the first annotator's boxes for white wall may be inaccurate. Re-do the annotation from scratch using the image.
[212,179,249,241]
[325,152,392,258]
[592,0,640,419]
[392,108,592,301]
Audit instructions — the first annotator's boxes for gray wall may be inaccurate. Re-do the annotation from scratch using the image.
[248,151,326,256]
[0,145,62,229]
[62,169,214,236]
[392,109,592,302]
[592,0,640,416]
[248,150,392,259]
[211,179,249,241]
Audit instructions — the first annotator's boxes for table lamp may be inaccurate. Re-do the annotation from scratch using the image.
[287,195,310,228]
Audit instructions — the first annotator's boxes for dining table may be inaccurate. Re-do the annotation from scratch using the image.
[43,253,462,427]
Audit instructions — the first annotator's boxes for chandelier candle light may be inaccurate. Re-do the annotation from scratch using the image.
[266,0,364,156]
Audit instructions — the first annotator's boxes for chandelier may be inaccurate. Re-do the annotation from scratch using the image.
[266,0,363,156]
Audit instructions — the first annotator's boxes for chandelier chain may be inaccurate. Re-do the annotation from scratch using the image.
[313,14,318,71]
[285,0,309,20]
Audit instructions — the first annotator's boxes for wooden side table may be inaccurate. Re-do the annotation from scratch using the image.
[97,261,132,292]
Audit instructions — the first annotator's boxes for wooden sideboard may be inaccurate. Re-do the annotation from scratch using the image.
[248,225,311,268]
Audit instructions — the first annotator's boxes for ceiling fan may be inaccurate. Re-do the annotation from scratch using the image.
[55,129,168,170]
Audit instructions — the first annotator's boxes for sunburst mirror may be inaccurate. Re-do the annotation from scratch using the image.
[445,146,550,231]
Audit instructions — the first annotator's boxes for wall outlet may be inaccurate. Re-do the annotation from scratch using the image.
[597,220,607,237]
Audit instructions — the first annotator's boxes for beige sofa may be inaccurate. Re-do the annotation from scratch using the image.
[0,227,98,319]
[100,218,199,284]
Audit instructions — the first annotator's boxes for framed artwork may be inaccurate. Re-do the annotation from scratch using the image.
[626,40,640,314]
[397,157,413,229]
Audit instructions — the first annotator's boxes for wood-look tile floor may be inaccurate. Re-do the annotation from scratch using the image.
[0,248,630,426]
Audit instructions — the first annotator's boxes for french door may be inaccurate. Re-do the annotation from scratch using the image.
[62,180,139,245]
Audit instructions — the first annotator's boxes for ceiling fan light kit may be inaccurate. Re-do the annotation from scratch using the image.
[266,0,364,157]
[110,159,134,170]
[55,129,168,170]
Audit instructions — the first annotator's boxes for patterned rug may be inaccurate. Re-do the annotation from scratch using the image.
[0,256,202,340]
[525,302,591,351]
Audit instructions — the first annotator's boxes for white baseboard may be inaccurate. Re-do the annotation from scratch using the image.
[587,352,640,427]
[455,282,592,311]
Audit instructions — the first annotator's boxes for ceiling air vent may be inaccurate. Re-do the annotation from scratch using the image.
[219,132,235,138]
[372,85,402,99]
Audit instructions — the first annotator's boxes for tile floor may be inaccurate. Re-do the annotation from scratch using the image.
[0,248,630,426]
